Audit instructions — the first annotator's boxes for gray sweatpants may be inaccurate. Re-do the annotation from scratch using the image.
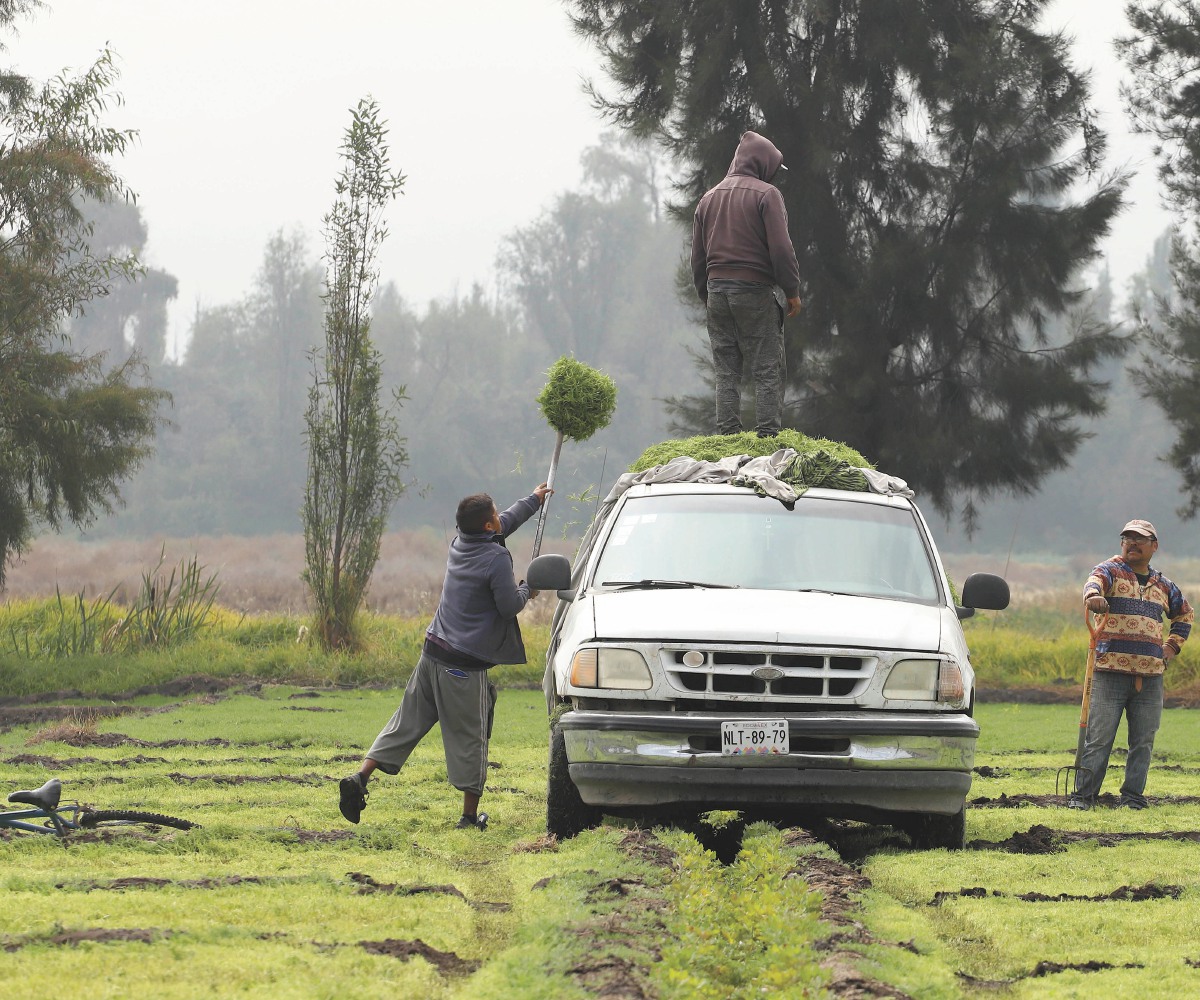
[366,651,498,797]
[706,284,787,436]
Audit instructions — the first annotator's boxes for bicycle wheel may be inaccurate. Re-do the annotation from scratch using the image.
[77,810,198,831]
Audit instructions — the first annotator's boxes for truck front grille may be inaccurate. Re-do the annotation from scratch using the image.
[665,648,872,699]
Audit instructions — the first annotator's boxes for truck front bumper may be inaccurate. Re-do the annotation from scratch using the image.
[558,709,978,817]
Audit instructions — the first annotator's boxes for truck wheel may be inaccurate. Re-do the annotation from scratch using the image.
[547,722,602,840]
[902,806,965,851]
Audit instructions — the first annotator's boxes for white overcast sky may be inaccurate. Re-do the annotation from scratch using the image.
[10,0,1170,356]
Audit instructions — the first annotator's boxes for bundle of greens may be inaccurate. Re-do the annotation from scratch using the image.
[630,431,871,473]
[536,356,617,442]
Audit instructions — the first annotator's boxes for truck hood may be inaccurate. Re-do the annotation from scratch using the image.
[590,589,944,651]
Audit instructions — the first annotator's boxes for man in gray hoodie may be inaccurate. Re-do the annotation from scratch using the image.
[338,483,551,829]
[692,130,802,438]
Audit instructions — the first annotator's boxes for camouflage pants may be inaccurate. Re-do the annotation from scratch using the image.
[706,285,786,436]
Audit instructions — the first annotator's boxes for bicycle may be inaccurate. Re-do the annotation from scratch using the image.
[1,777,198,837]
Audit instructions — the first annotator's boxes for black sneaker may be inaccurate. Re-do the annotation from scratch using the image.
[455,812,488,830]
[338,773,368,824]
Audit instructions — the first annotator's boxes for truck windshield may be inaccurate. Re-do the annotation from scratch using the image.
[593,493,941,602]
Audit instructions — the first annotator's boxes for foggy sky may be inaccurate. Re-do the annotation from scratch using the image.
[11,0,1170,358]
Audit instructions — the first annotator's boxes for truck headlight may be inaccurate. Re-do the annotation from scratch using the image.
[569,647,652,690]
[884,659,965,703]
[884,659,940,700]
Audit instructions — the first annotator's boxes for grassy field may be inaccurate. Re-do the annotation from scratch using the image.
[2,677,1199,997]
[0,685,835,999]
[3,586,1200,998]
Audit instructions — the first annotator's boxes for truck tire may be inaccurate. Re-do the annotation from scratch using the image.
[902,806,965,851]
[547,722,601,840]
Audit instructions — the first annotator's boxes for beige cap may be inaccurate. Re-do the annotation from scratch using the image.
[1121,519,1157,539]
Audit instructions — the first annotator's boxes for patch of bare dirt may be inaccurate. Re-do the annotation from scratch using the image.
[0,675,241,707]
[0,705,137,733]
[959,959,1145,986]
[287,828,356,844]
[618,828,676,868]
[968,823,1200,853]
[782,830,917,999]
[971,790,1200,808]
[345,872,510,911]
[563,870,667,999]
[166,772,322,785]
[567,955,653,999]
[512,833,559,854]
[62,875,268,892]
[3,927,171,951]
[967,824,1063,853]
[358,938,481,977]
[932,882,1182,905]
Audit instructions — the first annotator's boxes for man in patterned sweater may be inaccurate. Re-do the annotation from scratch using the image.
[1070,519,1193,809]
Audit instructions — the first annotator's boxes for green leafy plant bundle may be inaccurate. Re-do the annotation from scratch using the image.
[631,431,871,473]
[536,356,617,442]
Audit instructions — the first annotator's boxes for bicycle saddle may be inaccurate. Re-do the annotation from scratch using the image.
[7,777,62,810]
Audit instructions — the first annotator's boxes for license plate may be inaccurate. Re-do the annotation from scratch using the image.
[720,720,789,755]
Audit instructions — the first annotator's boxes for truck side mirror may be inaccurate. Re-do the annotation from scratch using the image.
[527,553,573,599]
[960,572,1010,611]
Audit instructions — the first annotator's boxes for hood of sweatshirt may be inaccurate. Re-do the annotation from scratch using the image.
[727,131,784,182]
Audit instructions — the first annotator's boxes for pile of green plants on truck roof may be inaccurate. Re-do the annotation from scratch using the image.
[631,431,872,473]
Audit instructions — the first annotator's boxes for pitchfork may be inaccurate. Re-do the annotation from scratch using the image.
[1056,608,1101,798]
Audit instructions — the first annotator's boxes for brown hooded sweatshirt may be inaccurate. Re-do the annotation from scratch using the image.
[690,131,801,303]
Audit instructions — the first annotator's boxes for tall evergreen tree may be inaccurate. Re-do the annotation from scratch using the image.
[302,99,408,650]
[570,0,1127,523]
[0,4,166,583]
[1120,1,1200,515]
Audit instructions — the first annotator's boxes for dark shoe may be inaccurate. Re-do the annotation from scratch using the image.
[456,812,488,830]
[1119,796,1148,810]
[1066,796,1091,811]
[339,773,368,824]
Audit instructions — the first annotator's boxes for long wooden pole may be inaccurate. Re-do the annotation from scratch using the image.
[1073,609,1100,793]
[531,429,563,558]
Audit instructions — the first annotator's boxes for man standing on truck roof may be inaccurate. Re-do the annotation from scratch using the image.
[1070,519,1193,810]
[337,484,551,830]
[691,130,802,439]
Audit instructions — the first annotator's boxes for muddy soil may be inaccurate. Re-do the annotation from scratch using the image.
[970,791,1200,808]
[931,882,1183,905]
[968,823,1200,853]
[3,927,171,951]
[359,938,481,977]
[781,830,917,999]
[346,872,511,911]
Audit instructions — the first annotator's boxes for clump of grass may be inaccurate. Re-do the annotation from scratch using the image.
[631,430,871,472]
[3,550,222,661]
[4,587,123,659]
[104,548,222,651]
[25,708,101,746]
[536,355,617,441]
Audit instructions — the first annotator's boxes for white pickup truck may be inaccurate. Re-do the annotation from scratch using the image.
[526,469,1008,849]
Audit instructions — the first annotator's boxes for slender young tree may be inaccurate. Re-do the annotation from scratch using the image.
[0,4,166,584]
[1120,1,1200,515]
[569,0,1128,524]
[302,98,407,651]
